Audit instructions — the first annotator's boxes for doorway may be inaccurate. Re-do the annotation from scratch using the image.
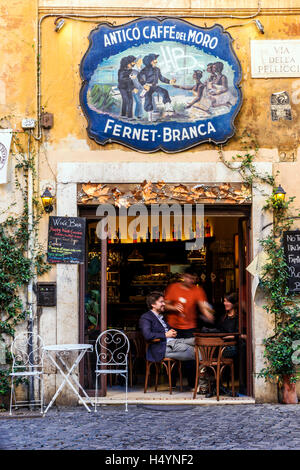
[79,204,252,398]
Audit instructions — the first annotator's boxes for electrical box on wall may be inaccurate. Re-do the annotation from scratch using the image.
[36,282,56,307]
[21,118,36,129]
[41,112,54,129]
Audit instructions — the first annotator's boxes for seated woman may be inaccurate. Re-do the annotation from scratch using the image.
[208,62,237,109]
[199,292,239,396]
[173,70,209,112]
[217,292,239,357]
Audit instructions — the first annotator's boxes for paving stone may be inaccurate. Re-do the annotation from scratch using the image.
[0,404,299,450]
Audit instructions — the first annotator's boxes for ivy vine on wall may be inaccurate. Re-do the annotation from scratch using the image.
[0,129,50,402]
[219,134,300,387]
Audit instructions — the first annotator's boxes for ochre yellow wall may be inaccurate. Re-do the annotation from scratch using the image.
[2,3,300,161]
[36,8,300,178]
[2,0,300,404]
[0,1,37,224]
[2,2,300,274]
[0,1,37,126]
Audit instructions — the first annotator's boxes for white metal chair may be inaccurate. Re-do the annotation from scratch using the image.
[9,332,44,415]
[95,329,130,412]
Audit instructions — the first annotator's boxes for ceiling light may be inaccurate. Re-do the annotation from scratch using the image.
[127,248,144,262]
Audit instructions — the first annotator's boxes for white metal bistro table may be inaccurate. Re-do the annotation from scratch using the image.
[43,343,93,414]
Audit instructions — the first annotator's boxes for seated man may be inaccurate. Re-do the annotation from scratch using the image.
[139,291,195,365]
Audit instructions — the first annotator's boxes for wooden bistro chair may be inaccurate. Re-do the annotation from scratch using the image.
[193,335,237,401]
[126,331,146,388]
[144,339,183,395]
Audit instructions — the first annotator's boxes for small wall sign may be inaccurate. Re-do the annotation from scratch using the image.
[80,18,242,153]
[270,91,292,121]
[36,283,57,307]
[251,40,300,78]
[283,230,300,293]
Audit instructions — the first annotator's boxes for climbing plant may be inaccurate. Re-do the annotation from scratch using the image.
[219,134,300,386]
[0,129,51,402]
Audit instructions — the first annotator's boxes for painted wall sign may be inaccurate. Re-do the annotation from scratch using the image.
[80,18,242,153]
[251,40,300,78]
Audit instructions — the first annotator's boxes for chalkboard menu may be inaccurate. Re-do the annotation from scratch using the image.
[283,230,300,293]
[47,216,86,264]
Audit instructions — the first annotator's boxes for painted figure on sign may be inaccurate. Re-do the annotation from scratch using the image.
[130,56,144,119]
[199,63,216,110]
[173,70,207,111]
[208,62,236,109]
[138,53,176,115]
[117,55,137,119]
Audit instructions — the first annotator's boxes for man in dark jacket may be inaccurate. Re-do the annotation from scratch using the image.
[139,291,195,363]
[118,55,137,119]
[138,54,176,113]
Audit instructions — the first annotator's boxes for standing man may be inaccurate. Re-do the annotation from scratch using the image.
[118,55,138,119]
[139,291,196,365]
[130,56,144,119]
[164,266,214,390]
[165,266,214,337]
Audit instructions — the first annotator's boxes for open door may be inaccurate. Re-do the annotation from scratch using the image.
[79,205,253,398]
[79,211,108,397]
[238,217,253,396]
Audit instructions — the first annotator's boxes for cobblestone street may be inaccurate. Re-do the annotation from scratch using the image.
[1,404,300,450]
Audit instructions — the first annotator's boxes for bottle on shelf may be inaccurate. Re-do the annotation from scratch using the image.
[205,219,211,238]
[147,226,151,242]
[177,224,181,241]
[133,225,138,243]
[189,225,194,240]
[196,221,201,239]
[172,224,177,241]
[153,225,159,242]
[107,228,112,244]
[117,227,122,243]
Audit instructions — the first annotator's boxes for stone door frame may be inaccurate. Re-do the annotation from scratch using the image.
[55,161,275,402]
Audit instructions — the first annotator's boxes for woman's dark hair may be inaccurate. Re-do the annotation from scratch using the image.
[193,70,203,80]
[146,291,164,310]
[224,292,238,313]
[214,61,224,73]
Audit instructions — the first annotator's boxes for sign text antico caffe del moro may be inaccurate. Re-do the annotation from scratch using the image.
[80,18,242,153]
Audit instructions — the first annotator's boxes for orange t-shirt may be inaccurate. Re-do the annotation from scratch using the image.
[165,282,207,330]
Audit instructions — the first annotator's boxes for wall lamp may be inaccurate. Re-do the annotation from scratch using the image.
[54,18,65,33]
[254,19,264,34]
[41,188,54,213]
[226,18,265,34]
[274,185,286,203]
